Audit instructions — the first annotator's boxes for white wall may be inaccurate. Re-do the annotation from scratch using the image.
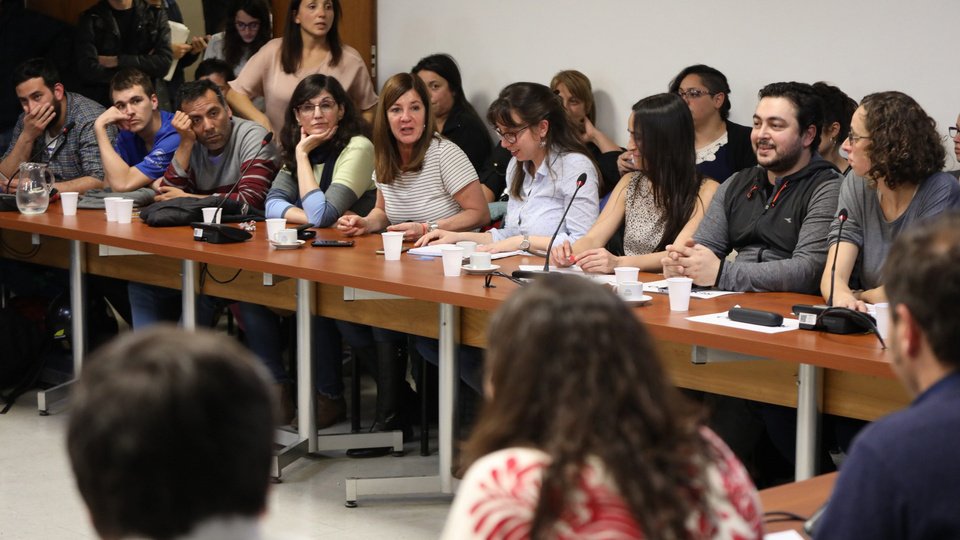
[378,0,960,166]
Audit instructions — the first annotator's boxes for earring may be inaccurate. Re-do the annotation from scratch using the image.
[539,141,546,147]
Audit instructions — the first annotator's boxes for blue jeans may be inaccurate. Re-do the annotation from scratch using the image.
[127,283,288,384]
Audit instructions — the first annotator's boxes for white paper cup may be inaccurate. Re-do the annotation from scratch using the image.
[667,277,694,311]
[202,207,222,224]
[381,231,404,260]
[470,252,492,269]
[60,192,79,216]
[614,280,643,300]
[104,197,123,222]
[273,229,298,245]
[614,266,640,285]
[456,241,477,257]
[115,199,134,224]
[265,218,286,240]
[441,246,464,276]
[874,303,890,340]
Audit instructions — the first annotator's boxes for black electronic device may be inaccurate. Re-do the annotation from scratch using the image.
[312,240,354,247]
[728,307,784,327]
[293,222,316,240]
[190,132,273,244]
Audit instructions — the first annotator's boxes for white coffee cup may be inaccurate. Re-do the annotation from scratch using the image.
[265,218,286,240]
[381,231,404,260]
[441,246,464,276]
[667,277,694,311]
[470,252,492,269]
[115,199,134,224]
[613,280,643,300]
[614,266,640,285]
[60,192,79,216]
[874,303,890,340]
[104,197,123,222]
[273,229,298,245]
[202,207,222,224]
[456,241,477,257]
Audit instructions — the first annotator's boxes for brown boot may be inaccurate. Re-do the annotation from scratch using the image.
[274,382,296,426]
[291,393,347,430]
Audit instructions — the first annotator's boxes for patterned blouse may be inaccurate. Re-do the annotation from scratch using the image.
[623,172,667,256]
[440,427,763,540]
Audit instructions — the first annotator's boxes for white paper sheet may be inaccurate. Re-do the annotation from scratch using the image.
[165,21,190,82]
[407,244,522,259]
[643,279,742,299]
[764,531,805,540]
[686,310,800,334]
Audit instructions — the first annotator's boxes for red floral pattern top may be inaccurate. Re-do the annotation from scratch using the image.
[440,428,762,540]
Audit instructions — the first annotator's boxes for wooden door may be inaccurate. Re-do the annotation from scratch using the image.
[271,0,377,85]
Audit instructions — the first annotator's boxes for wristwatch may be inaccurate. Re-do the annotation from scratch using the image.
[427,221,439,232]
[519,235,530,251]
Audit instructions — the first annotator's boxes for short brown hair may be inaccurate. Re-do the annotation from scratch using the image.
[373,73,436,185]
[549,70,596,123]
[860,91,944,190]
[109,68,155,101]
[884,211,960,370]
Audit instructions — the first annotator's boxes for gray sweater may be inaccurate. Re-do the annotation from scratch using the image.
[693,158,842,294]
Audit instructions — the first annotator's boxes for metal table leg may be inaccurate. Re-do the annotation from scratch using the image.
[181,260,197,330]
[37,239,85,414]
[343,302,460,506]
[795,363,823,481]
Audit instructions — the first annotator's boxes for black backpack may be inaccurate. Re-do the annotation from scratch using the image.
[0,297,52,413]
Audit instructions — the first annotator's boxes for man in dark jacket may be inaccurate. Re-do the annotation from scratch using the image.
[74,0,173,108]
[662,81,842,295]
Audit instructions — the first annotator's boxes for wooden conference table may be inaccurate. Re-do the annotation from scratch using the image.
[760,472,836,535]
[0,202,907,500]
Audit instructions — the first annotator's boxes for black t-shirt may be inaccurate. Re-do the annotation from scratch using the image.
[111,6,137,52]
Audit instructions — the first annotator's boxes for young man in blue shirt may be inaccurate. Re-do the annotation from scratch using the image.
[817,212,960,539]
[93,67,179,192]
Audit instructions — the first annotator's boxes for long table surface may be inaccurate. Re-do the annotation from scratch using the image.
[0,202,895,380]
[760,472,836,535]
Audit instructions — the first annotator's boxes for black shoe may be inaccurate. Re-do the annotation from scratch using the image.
[347,340,411,458]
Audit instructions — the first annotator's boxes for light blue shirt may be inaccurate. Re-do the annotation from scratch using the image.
[490,148,599,245]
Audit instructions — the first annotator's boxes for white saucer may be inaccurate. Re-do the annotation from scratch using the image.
[462,264,500,275]
[621,295,653,306]
[270,239,305,250]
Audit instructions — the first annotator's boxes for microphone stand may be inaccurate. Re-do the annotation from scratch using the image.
[512,172,588,280]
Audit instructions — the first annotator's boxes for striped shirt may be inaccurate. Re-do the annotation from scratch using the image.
[377,136,478,225]
[162,117,278,210]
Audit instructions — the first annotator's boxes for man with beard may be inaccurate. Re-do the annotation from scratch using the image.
[662,81,842,294]
[815,213,960,539]
[94,68,180,192]
[0,58,111,194]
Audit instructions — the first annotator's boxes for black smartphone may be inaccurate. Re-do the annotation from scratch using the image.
[311,240,355,247]
[294,222,316,240]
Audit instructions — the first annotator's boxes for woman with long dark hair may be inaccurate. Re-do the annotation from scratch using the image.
[416,82,599,253]
[812,82,858,175]
[821,91,960,310]
[441,275,762,539]
[550,93,718,273]
[227,0,378,135]
[203,0,272,77]
[265,74,375,226]
[668,64,756,183]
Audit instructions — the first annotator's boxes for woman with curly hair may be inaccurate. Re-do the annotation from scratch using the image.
[821,91,960,310]
[441,275,762,540]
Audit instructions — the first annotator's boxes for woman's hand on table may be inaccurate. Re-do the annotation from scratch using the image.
[336,215,368,236]
[386,221,427,242]
[415,228,460,247]
[571,247,618,274]
[549,240,576,268]
[476,238,516,254]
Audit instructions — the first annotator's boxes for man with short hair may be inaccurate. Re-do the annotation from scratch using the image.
[815,212,960,539]
[0,58,110,194]
[66,327,277,540]
[94,68,179,192]
[156,78,277,208]
[194,58,234,99]
[663,81,842,294]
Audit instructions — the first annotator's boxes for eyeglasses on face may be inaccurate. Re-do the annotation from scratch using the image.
[949,127,960,138]
[235,21,260,31]
[294,101,337,117]
[677,89,716,99]
[495,125,530,144]
[847,132,871,145]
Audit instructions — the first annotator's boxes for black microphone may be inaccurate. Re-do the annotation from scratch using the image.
[827,208,847,307]
[512,172,588,279]
[191,131,273,244]
[542,172,588,271]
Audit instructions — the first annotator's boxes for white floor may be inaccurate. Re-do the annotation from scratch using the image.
[0,385,453,540]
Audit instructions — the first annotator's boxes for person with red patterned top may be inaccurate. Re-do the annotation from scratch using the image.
[441,275,762,540]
